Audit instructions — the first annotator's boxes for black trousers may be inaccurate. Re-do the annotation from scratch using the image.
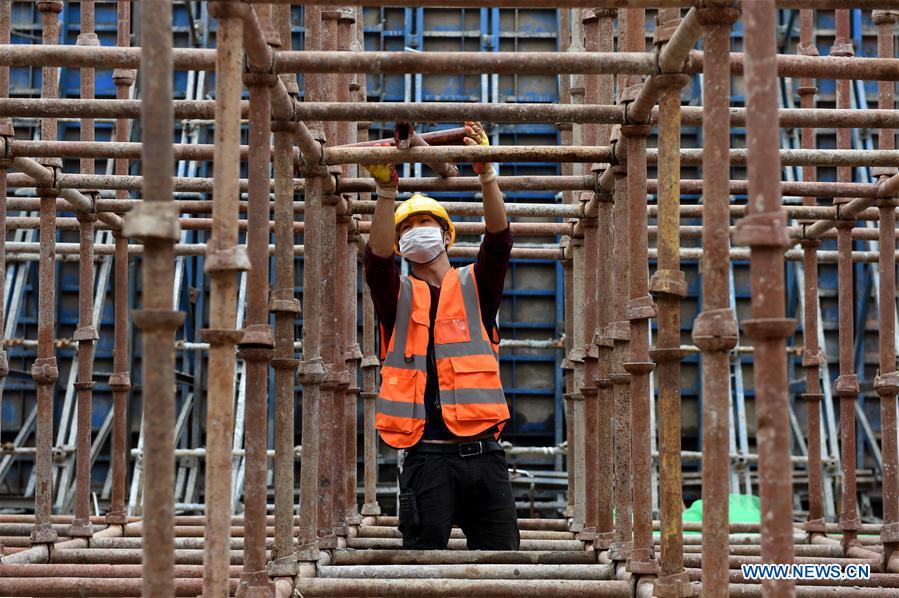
[398,446,521,550]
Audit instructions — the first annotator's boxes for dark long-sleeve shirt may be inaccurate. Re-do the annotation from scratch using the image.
[364,226,514,440]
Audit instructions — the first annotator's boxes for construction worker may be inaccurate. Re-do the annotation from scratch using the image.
[362,121,520,550]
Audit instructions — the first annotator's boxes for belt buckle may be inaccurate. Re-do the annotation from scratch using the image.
[459,441,483,458]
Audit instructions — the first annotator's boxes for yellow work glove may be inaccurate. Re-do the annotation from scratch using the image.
[463,120,494,183]
[362,157,399,200]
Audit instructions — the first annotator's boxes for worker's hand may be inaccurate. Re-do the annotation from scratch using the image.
[463,121,493,177]
[362,161,399,188]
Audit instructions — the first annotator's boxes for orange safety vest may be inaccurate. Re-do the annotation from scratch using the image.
[375,264,509,449]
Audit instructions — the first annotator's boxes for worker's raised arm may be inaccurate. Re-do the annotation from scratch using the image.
[364,161,400,258]
[464,121,508,233]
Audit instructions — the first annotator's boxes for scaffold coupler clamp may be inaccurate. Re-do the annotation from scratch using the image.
[654,571,696,598]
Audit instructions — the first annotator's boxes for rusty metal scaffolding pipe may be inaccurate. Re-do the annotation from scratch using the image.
[202,4,246,596]
[608,166,633,563]
[268,6,301,580]
[236,5,277,594]
[13,138,899,168]
[122,0,185,595]
[7,43,899,78]
[28,0,63,550]
[339,8,363,532]
[358,23,381,519]
[621,8,657,580]
[735,1,796,595]
[627,8,704,125]
[0,577,237,597]
[8,157,122,230]
[296,5,326,562]
[292,578,632,597]
[68,0,99,540]
[872,8,899,571]
[251,0,899,7]
[693,6,740,597]
[832,9,862,559]
[586,8,615,550]
[311,8,340,553]
[11,98,899,130]
[658,8,703,74]
[5,172,880,198]
[797,6,827,544]
[105,0,133,529]
[650,11,695,598]
[0,241,894,264]
[0,0,10,559]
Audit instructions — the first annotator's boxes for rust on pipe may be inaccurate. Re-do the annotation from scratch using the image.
[202,4,246,596]
[621,7,658,579]
[337,126,468,148]
[29,0,64,549]
[292,578,632,597]
[872,8,899,571]
[327,9,353,542]
[585,8,615,549]
[6,96,899,131]
[650,10,697,598]
[9,138,899,168]
[268,2,301,578]
[69,0,99,540]
[5,173,881,199]
[7,42,899,78]
[313,9,340,552]
[568,8,589,528]
[609,167,632,562]
[296,4,326,561]
[693,6,740,598]
[576,8,598,545]
[0,0,10,559]
[338,8,362,530]
[125,0,185,595]
[237,4,277,594]
[12,97,899,130]
[797,6,826,540]
[359,38,381,519]
[734,1,796,596]
[832,9,862,558]
[105,0,133,529]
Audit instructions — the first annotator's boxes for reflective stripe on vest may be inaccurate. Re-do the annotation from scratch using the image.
[375,265,509,448]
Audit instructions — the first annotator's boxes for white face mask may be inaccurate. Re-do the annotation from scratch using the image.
[399,226,446,264]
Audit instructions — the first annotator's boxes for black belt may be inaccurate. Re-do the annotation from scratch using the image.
[408,439,503,458]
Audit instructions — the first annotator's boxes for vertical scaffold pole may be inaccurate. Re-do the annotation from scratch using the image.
[269,3,302,579]
[30,0,64,548]
[106,0,135,528]
[734,1,796,595]
[693,4,740,596]
[871,7,899,572]
[70,0,100,539]
[238,4,277,595]
[203,2,246,595]
[126,0,185,594]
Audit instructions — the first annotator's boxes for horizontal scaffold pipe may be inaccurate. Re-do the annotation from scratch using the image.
[4,172,878,198]
[0,242,892,264]
[1,198,891,224]
[1,216,891,243]
[6,99,899,130]
[9,140,897,168]
[2,45,898,80]
[255,1,899,9]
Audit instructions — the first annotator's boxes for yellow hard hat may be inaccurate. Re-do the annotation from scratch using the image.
[393,193,456,254]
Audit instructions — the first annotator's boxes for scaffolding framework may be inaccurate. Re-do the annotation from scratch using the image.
[0,1,898,596]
